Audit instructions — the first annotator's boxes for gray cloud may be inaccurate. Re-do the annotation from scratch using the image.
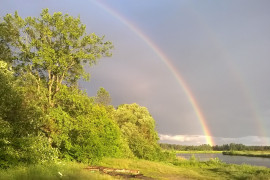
[2,0,270,145]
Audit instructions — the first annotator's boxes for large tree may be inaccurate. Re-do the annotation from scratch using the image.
[0,9,113,106]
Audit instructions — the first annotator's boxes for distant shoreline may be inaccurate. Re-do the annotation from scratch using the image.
[223,151,270,158]
[174,150,222,154]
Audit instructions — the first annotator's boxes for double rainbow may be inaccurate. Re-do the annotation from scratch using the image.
[93,1,214,146]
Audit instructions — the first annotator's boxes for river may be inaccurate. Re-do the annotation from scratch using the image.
[177,153,270,168]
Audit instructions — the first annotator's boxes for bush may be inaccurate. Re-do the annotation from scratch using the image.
[114,103,165,161]
[0,135,58,168]
[50,87,126,163]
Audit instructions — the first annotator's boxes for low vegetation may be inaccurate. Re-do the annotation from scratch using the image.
[98,157,270,179]
[1,158,270,180]
[223,151,270,158]
[0,161,114,180]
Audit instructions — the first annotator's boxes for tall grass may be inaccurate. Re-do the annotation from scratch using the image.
[0,161,114,180]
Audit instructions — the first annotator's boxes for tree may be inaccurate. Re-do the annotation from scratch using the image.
[0,9,113,107]
[0,9,122,166]
[95,87,112,106]
[113,103,162,160]
[0,61,22,131]
[0,61,58,168]
[50,86,125,163]
[0,19,14,63]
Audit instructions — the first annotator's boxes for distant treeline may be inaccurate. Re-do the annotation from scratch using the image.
[160,143,270,151]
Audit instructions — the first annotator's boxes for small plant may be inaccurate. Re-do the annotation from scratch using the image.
[208,157,222,164]
[189,154,198,162]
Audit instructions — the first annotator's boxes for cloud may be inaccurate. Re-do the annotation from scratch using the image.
[218,136,270,146]
[159,134,210,145]
[3,0,270,145]
[159,134,270,146]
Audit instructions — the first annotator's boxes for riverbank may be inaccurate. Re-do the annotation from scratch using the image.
[1,157,270,180]
[174,150,222,154]
[223,151,270,158]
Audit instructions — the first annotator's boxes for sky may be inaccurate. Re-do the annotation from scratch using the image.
[1,0,270,145]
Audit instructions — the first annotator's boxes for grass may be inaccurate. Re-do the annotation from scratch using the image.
[223,151,270,158]
[1,157,270,180]
[172,157,270,180]
[97,158,207,179]
[97,157,270,180]
[0,161,114,180]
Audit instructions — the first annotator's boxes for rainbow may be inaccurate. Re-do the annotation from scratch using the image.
[189,9,269,144]
[93,1,214,146]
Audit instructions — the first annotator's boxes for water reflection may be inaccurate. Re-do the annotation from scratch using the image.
[177,153,270,168]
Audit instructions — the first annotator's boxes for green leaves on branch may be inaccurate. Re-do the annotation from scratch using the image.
[49,87,124,163]
[113,103,163,160]
[0,9,167,167]
[0,8,113,106]
[95,87,112,106]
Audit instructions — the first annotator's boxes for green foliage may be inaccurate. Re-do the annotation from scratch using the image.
[0,61,22,126]
[0,135,58,168]
[160,143,213,151]
[0,9,167,168]
[0,9,120,167]
[0,161,114,180]
[222,150,270,158]
[113,103,165,161]
[0,61,57,168]
[213,143,270,151]
[0,21,13,63]
[48,87,125,163]
[189,154,198,162]
[95,87,112,106]
[0,61,126,166]
[1,8,113,106]
[161,142,270,152]
[207,157,222,165]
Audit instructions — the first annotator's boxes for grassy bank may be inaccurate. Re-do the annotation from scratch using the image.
[98,158,270,179]
[223,151,270,158]
[1,157,270,180]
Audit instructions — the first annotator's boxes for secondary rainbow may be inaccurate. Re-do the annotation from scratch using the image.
[93,1,214,146]
[190,9,269,145]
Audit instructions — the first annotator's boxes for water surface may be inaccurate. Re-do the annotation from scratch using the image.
[177,153,270,168]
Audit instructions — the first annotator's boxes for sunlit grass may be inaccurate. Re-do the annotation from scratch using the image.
[97,157,270,180]
[97,157,209,180]
[0,161,114,180]
[1,158,270,180]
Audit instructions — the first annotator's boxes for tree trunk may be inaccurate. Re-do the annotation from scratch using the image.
[48,70,55,107]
